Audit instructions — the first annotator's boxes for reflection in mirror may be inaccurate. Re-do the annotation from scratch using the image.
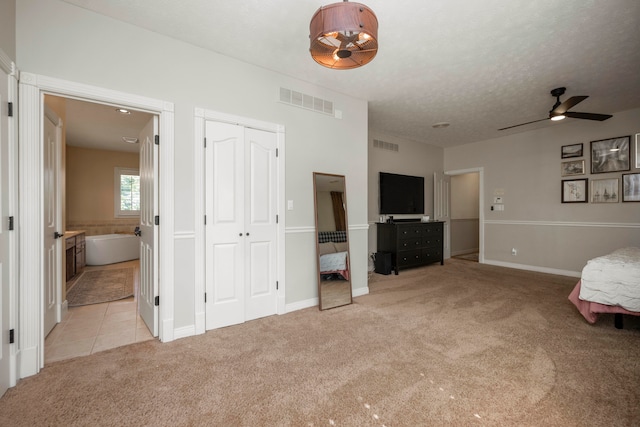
[313,172,353,310]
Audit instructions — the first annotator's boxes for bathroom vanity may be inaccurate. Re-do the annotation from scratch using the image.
[65,231,86,282]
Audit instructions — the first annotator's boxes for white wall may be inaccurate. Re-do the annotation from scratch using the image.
[367,131,444,255]
[16,0,369,330]
[445,108,640,274]
[0,0,15,61]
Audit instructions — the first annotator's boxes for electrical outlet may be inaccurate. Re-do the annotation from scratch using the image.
[511,248,517,256]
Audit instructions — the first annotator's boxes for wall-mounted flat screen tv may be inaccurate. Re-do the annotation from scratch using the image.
[379,172,424,214]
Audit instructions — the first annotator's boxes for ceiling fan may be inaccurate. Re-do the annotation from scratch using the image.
[498,87,613,131]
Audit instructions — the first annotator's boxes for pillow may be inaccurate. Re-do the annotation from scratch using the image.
[333,242,348,252]
[318,242,337,255]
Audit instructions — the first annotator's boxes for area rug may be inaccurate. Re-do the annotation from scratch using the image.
[66,268,134,307]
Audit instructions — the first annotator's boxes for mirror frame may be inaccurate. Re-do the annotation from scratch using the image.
[313,172,353,310]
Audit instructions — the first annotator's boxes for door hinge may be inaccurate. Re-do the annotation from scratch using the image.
[276,214,278,224]
[276,281,279,290]
[9,329,14,344]
[204,215,207,225]
[154,296,160,306]
[276,148,279,157]
[7,102,13,117]
[204,293,207,303]
[8,216,14,231]
[204,137,206,148]
[155,215,160,225]
[154,135,160,145]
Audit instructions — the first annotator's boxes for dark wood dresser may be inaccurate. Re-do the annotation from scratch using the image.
[376,221,444,274]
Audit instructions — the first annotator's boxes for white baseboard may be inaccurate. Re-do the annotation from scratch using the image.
[173,325,196,340]
[451,248,479,257]
[286,297,318,313]
[483,259,581,278]
[353,286,370,298]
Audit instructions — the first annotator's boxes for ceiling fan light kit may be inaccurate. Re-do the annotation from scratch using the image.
[498,86,613,131]
[309,0,378,70]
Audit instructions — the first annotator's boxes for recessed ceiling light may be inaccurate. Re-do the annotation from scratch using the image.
[432,122,450,129]
[122,137,139,144]
[116,108,131,114]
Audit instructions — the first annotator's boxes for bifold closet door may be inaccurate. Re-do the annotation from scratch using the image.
[205,121,278,330]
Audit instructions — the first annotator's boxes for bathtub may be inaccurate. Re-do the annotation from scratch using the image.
[85,234,140,266]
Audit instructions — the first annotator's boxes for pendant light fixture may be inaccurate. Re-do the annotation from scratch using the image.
[309,0,378,70]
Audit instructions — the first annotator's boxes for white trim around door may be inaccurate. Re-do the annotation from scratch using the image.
[445,167,485,264]
[18,73,175,379]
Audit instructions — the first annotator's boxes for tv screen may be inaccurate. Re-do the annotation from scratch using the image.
[379,172,425,214]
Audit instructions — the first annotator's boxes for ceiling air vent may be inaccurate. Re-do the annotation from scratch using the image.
[279,87,334,116]
[373,139,399,152]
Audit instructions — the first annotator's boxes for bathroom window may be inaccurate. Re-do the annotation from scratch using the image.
[115,167,140,217]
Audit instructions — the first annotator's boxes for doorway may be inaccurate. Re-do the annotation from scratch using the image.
[450,172,480,261]
[446,168,484,263]
[17,72,175,379]
[42,95,155,363]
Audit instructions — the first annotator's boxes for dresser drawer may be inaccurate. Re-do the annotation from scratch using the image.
[397,225,424,238]
[399,237,423,250]
[397,249,422,267]
[423,248,443,263]
[422,236,443,248]
[423,223,443,235]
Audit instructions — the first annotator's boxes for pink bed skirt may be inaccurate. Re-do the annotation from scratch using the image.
[568,280,640,324]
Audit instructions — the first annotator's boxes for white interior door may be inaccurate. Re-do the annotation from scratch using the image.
[434,171,451,259]
[244,128,277,321]
[43,107,61,338]
[0,64,11,396]
[205,121,245,329]
[138,116,158,336]
[204,121,279,329]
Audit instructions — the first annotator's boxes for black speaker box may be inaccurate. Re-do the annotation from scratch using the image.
[374,252,392,275]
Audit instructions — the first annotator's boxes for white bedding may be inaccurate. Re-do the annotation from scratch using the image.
[579,247,640,312]
[320,251,348,272]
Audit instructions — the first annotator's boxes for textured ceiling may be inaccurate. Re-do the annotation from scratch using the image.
[62,97,153,153]
[61,0,640,148]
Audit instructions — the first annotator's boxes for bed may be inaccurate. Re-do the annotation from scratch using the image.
[318,231,350,281]
[568,247,640,327]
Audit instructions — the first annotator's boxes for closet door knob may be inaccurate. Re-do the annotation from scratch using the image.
[239,233,243,236]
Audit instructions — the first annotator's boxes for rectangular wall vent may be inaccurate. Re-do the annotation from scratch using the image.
[373,139,399,152]
[279,87,335,116]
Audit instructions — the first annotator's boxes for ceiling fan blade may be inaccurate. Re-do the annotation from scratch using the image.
[552,95,588,115]
[565,111,612,121]
[498,118,548,131]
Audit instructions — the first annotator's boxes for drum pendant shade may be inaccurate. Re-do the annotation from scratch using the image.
[309,1,378,70]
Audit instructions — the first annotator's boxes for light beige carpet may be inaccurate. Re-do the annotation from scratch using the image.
[1,259,638,426]
[66,268,134,307]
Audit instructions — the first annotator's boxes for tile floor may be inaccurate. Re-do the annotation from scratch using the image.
[44,260,154,364]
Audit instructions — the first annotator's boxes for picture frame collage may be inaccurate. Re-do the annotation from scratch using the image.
[561,134,640,203]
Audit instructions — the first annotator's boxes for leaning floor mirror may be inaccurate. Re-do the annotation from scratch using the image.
[313,172,353,310]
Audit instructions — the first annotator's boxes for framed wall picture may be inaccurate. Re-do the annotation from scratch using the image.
[561,159,585,176]
[622,173,640,202]
[636,133,640,169]
[562,178,588,203]
[561,143,583,159]
[591,178,619,203]
[590,136,630,174]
